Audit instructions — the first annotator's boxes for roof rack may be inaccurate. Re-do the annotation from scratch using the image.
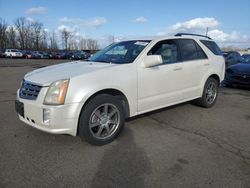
[175,33,212,40]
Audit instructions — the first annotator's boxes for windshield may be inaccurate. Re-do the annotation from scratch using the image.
[242,55,250,63]
[244,58,250,63]
[89,40,151,64]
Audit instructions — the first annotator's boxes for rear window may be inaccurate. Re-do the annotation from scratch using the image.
[200,40,222,56]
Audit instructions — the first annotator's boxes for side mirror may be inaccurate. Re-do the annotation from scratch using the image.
[143,55,163,68]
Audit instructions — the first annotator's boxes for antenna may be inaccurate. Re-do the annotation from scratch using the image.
[206,27,209,37]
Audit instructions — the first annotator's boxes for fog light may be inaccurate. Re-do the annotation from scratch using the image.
[43,109,51,125]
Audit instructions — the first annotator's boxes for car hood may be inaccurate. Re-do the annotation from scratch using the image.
[24,61,117,86]
[228,63,250,74]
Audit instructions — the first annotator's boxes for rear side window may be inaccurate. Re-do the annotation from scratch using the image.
[178,39,207,61]
[195,42,208,59]
[200,40,222,56]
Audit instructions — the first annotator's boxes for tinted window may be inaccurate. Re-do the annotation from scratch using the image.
[195,42,208,59]
[178,39,206,61]
[200,40,222,56]
[148,40,179,64]
[225,52,243,66]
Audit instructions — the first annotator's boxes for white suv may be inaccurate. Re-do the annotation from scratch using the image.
[5,49,23,58]
[15,33,225,145]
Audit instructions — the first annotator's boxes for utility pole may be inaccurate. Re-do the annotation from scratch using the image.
[206,27,209,37]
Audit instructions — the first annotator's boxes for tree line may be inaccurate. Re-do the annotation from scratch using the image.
[0,17,99,51]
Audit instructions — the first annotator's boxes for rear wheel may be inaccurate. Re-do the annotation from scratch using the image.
[195,77,219,108]
[78,94,125,146]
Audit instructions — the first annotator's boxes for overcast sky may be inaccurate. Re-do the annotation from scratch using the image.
[1,0,250,48]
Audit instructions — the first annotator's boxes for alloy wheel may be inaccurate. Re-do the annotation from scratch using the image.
[89,103,120,139]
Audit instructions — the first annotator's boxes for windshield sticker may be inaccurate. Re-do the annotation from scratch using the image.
[134,41,149,46]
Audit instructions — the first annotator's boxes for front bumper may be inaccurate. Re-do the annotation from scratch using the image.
[16,89,83,136]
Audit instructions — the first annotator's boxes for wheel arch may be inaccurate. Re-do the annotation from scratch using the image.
[199,73,221,97]
[77,88,130,135]
[208,74,220,84]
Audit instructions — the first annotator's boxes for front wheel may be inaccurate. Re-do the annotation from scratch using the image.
[195,77,219,108]
[78,94,125,146]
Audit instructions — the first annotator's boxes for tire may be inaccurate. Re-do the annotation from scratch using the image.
[78,94,125,146]
[195,77,219,108]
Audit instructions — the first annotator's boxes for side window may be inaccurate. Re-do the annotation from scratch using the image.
[195,42,208,59]
[200,40,223,56]
[178,39,207,61]
[148,40,179,64]
[131,44,146,58]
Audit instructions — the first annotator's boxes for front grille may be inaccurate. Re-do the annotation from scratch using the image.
[19,80,42,100]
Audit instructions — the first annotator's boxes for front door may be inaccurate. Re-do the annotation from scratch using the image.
[137,39,184,113]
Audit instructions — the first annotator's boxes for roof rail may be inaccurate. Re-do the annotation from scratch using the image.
[175,33,212,40]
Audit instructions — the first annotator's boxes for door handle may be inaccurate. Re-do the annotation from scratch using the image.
[204,63,210,66]
[173,66,183,71]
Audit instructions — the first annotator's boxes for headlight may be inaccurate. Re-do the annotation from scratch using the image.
[44,79,69,105]
[19,80,24,89]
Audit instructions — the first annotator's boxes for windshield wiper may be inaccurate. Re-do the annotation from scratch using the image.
[96,60,114,64]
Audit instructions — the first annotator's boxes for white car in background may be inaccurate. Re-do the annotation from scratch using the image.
[5,49,23,58]
[15,33,225,145]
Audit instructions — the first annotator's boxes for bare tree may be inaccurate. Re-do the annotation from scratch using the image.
[15,17,27,49]
[68,34,79,50]
[31,21,43,50]
[79,38,87,50]
[1,17,101,51]
[0,18,8,49]
[40,29,48,50]
[61,28,71,50]
[77,38,99,50]
[6,26,17,48]
[25,22,33,49]
[49,32,58,50]
[86,38,99,50]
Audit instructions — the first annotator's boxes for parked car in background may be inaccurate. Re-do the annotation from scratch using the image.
[33,51,44,59]
[49,52,57,59]
[0,49,6,58]
[5,49,23,58]
[39,51,50,59]
[79,51,91,59]
[223,51,243,67]
[224,58,250,89]
[64,51,74,59]
[54,52,67,59]
[22,51,41,59]
[67,51,91,60]
[15,33,225,145]
[242,54,250,63]
[22,50,32,59]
